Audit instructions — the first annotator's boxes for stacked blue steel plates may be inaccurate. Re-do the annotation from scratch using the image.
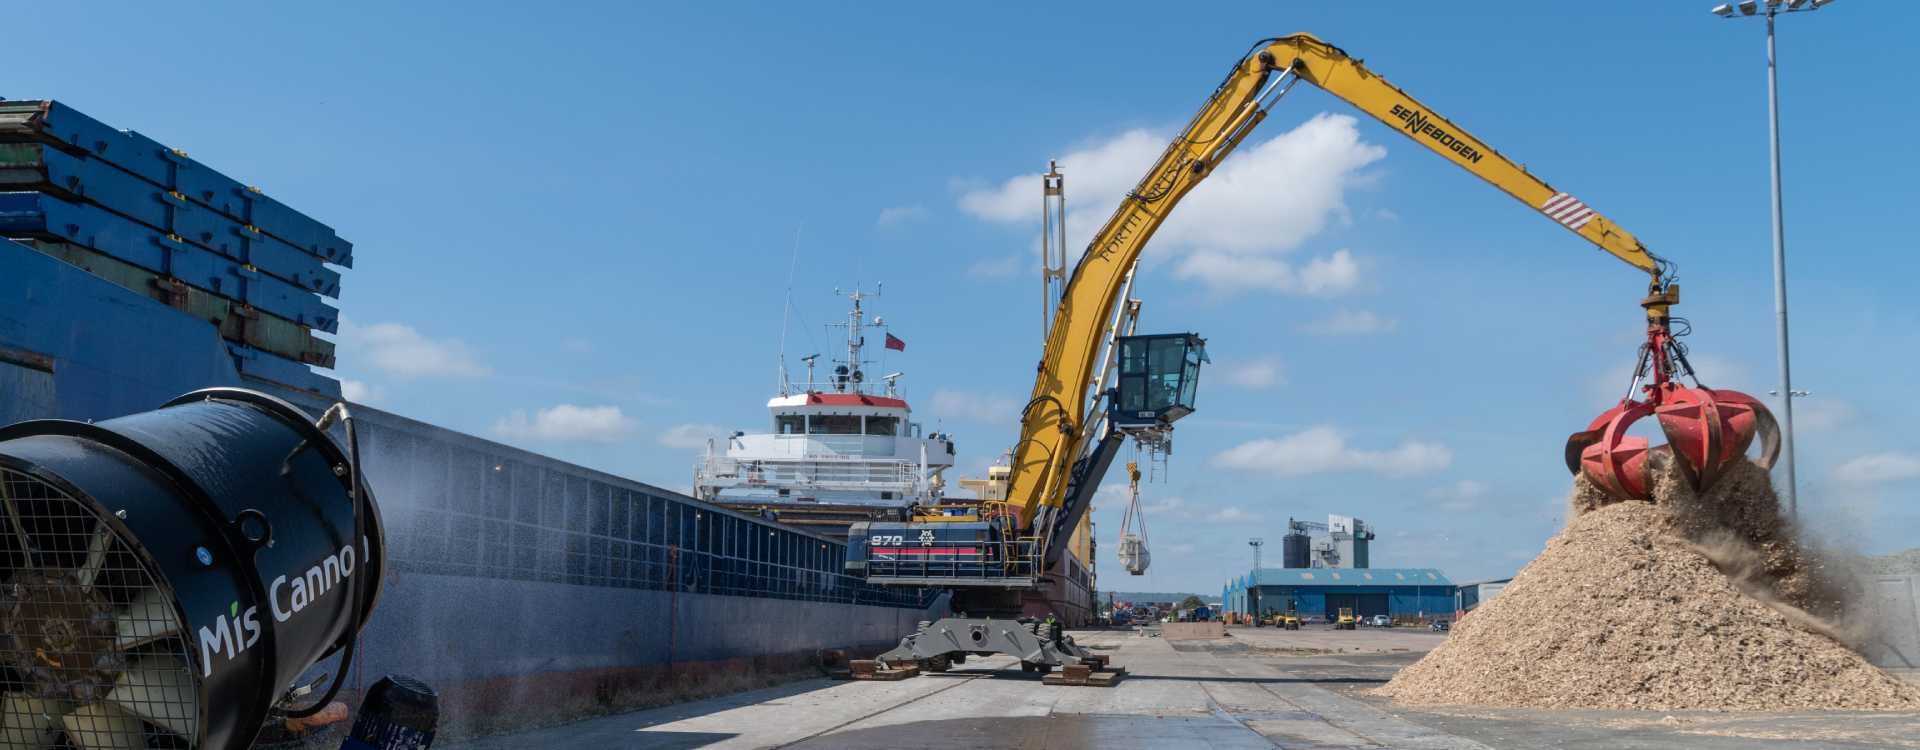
[0,99,352,392]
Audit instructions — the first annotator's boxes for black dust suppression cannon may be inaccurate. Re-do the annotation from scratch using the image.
[0,388,385,749]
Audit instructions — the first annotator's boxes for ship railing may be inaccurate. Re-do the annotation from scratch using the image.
[795,434,897,457]
[697,456,920,490]
[779,381,902,399]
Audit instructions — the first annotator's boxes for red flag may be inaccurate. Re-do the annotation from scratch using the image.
[884,333,906,352]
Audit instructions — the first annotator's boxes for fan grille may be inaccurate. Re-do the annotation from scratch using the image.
[1,467,199,749]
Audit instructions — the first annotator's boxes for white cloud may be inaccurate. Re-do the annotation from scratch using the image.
[1206,506,1262,523]
[1219,356,1285,389]
[960,129,1165,225]
[966,254,1023,280]
[1172,248,1361,296]
[876,204,928,227]
[1373,208,1400,222]
[658,423,729,450]
[1144,495,1186,514]
[929,389,1021,423]
[1297,309,1398,336]
[1211,426,1451,477]
[492,404,637,443]
[1834,452,1920,484]
[339,379,382,404]
[958,114,1386,294]
[1427,479,1489,512]
[338,319,489,378]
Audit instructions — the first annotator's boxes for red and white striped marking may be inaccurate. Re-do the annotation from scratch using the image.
[1540,192,1596,230]
[872,547,982,556]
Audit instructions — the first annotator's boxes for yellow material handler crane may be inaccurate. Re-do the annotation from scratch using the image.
[853,33,1778,679]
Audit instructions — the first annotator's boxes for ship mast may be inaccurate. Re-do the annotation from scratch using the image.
[831,285,884,394]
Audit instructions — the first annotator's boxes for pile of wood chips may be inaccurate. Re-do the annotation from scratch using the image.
[1376,458,1920,711]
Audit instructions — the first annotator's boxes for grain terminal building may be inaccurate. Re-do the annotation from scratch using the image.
[1223,568,1454,621]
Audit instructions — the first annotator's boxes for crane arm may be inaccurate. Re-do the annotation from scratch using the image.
[1271,34,1665,280]
[1004,33,1669,533]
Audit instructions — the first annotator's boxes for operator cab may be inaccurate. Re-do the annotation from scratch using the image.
[1111,333,1207,429]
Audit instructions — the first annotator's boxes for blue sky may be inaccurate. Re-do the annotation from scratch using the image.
[15,2,1916,593]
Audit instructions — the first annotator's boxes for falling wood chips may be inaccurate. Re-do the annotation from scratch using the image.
[1376,458,1920,711]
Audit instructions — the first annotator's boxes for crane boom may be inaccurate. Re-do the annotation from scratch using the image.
[857,33,1777,678]
[1005,32,1667,533]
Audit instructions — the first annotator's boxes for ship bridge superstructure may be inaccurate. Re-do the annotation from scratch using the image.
[695,289,956,517]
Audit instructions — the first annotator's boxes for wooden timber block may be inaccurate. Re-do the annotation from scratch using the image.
[845,661,920,681]
[1081,671,1122,687]
[1044,663,1126,687]
[1081,654,1109,668]
[1042,670,1122,687]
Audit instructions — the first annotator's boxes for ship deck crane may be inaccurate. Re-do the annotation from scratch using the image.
[850,33,1779,678]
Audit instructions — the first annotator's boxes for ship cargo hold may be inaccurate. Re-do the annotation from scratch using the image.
[0,99,945,737]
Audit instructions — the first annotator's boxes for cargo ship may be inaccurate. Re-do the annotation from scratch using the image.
[690,288,1100,625]
[0,99,946,738]
[693,289,958,536]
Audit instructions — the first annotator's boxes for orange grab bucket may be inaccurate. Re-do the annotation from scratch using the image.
[1565,323,1781,501]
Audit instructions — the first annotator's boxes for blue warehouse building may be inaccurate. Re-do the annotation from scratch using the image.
[1223,568,1454,621]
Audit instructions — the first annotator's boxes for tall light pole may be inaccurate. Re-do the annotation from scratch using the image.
[1711,0,1834,516]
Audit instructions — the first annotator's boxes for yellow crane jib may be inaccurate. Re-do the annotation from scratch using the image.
[999,33,1678,541]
